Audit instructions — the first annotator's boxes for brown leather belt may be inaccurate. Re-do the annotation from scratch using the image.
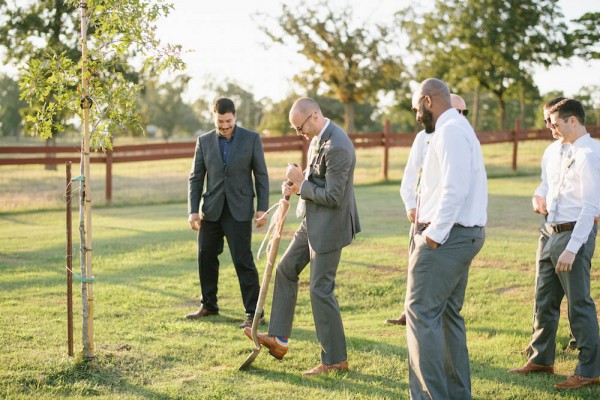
[550,222,576,233]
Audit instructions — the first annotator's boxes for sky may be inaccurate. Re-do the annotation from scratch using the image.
[156,0,600,104]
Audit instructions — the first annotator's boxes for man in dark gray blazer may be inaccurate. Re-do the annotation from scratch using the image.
[243,97,360,376]
[186,98,269,328]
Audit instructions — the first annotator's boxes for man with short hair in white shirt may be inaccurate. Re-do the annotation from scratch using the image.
[510,98,600,390]
[524,96,578,352]
[405,79,487,400]
[385,94,470,326]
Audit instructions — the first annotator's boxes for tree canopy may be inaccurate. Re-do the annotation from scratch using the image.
[260,0,407,133]
[398,0,572,130]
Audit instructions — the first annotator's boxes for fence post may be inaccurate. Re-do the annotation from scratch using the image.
[382,120,391,181]
[105,148,113,204]
[512,118,520,171]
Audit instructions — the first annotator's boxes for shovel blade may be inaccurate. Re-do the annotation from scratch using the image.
[239,347,261,370]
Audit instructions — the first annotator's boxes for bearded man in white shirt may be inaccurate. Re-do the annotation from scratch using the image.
[510,98,600,390]
[405,79,487,400]
[385,93,470,326]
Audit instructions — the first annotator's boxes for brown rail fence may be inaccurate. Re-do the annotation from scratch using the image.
[2,119,600,203]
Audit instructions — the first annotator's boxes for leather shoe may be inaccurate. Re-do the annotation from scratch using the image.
[185,307,218,320]
[554,375,599,389]
[303,360,349,376]
[239,314,266,329]
[384,313,407,325]
[508,361,554,375]
[243,327,287,359]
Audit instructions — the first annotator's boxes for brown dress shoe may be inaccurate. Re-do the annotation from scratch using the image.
[185,307,219,319]
[508,361,554,375]
[554,375,600,389]
[303,360,349,376]
[243,327,288,359]
[384,313,407,325]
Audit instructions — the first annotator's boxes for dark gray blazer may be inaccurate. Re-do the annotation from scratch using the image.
[301,122,361,253]
[188,126,269,222]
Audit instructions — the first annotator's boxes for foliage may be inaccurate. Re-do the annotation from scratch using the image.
[0,0,185,148]
[260,0,406,133]
[398,0,572,130]
[0,74,24,136]
[569,12,600,60]
[138,75,199,139]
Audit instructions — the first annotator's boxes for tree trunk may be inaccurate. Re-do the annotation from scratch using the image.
[343,101,355,133]
[498,94,507,131]
[79,1,95,362]
[44,137,57,171]
[472,87,480,131]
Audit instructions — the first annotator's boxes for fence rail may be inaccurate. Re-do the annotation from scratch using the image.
[2,120,600,203]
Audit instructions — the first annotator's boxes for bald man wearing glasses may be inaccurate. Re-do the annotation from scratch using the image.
[385,93,471,326]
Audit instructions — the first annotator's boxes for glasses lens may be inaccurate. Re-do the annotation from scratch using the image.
[462,109,469,117]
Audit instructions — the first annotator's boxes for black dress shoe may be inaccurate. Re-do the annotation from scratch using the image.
[185,307,219,319]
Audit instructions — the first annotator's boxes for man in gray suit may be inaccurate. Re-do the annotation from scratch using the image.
[243,97,360,376]
[406,79,487,399]
[186,98,269,328]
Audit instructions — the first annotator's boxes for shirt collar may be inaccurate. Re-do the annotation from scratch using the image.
[315,118,330,143]
[434,108,460,130]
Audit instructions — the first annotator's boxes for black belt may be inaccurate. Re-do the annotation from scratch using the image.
[549,222,576,233]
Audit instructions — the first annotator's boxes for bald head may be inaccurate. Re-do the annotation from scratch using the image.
[289,97,321,119]
[289,97,326,140]
[450,94,466,110]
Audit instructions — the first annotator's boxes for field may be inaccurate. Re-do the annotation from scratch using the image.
[1,142,600,399]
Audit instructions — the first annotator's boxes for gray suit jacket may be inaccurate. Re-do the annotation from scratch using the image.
[301,122,361,253]
[188,126,269,222]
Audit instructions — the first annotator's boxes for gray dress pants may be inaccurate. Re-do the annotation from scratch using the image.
[268,219,347,365]
[405,225,485,400]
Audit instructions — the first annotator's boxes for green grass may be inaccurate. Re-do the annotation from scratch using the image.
[0,140,550,212]
[2,175,600,399]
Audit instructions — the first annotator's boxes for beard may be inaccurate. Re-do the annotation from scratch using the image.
[421,108,435,133]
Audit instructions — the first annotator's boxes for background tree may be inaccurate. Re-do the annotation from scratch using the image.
[259,0,406,133]
[139,75,199,140]
[0,74,24,138]
[569,12,600,60]
[398,0,572,130]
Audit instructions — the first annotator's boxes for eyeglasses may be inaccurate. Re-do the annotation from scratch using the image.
[456,109,469,116]
[550,116,571,129]
[411,95,427,114]
[544,118,552,126]
[291,113,313,133]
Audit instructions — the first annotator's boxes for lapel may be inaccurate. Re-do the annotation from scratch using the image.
[207,131,224,169]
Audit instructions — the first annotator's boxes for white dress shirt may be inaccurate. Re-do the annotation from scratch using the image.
[534,140,565,199]
[400,130,431,212]
[418,108,488,244]
[546,133,600,253]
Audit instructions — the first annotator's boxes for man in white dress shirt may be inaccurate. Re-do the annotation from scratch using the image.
[510,98,600,390]
[405,79,487,400]
[385,94,469,326]
[525,96,578,352]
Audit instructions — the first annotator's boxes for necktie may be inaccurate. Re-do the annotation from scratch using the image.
[296,136,319,218]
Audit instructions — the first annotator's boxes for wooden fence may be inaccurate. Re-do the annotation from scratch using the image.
[2,120,600,203]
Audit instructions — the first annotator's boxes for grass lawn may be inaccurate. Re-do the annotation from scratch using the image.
[2,173,600,399]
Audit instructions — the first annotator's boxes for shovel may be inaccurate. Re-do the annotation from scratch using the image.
[239,190,292,370]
